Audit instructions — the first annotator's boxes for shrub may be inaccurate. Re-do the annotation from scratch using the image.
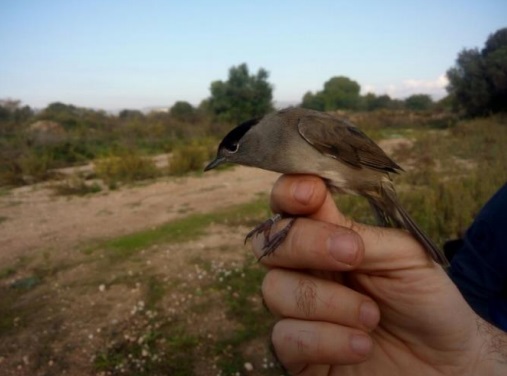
[168,141,215,175]
[95,150,160,188]
[52,175,102,196]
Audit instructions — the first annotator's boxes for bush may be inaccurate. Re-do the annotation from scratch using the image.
[392,116,507,243]
[168,142,215,175]
[52,175,102,196]
[0,149,58,186]
[95,150,160,188]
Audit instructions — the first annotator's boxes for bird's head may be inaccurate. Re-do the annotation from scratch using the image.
[204,117,262,171]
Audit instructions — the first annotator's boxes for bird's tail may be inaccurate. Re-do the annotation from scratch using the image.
[366,182,449,267]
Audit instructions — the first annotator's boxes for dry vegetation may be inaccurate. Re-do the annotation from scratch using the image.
[0,111,506,375]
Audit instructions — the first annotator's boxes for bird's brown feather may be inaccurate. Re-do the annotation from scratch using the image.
[297,115,403,174]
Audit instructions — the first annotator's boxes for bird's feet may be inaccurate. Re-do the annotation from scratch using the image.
[245,214,297,261]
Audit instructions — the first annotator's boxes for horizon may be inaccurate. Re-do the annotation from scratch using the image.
[1,1,506,111]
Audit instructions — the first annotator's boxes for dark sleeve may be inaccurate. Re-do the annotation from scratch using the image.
[447,183,507,331]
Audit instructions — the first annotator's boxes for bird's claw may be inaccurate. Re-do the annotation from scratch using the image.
[245,215,296,261]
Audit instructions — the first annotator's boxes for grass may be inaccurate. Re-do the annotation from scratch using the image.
[51,175,102,196]
[92,259,277,376]
[95,149,160,189]
[392,116,507,243]
[0,287,21,335]
[0,267,16,279]
[87,195,270,262]
[94,318,200,375]
[333,116,507,247]
[168,141,215,175]
[213,262,275,374]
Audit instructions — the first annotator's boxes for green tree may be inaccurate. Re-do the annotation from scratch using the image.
[404,94,434,111]
[446,27,507,116]
[301,91,326,111]
[208,63,274,123]
[300,76,361,111]
[322,76,361,110]
[169,101,196,122]
[361,93,393,111]
[40,102,81,128]
[0,99,33,124]
[0,99,34,135]
[119,109,144,121]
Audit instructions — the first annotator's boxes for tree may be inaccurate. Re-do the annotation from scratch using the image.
[40,102,81,128]
[301,91,326,111]
[0,99,34,135]
[404,94,434,111]
[208,63,274,123]
[446,27,507,116]
[169,101,196,122]
[119,109,144,121]
[0,99,33,124]
[300,76,361,111]
[322,76,361,110]
[361,93,393,111]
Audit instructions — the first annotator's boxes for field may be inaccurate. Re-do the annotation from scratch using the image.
[0,113,506,375]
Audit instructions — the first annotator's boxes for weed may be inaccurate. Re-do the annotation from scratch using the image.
[145,276,166,309]
[10,276,41,290]
[392,116,507,243]
[0,267,16,279]
[95,149,160,188]
[90,197,269,261]
[213,262,276,374]
[168,140,216,175]
[51,175,102,196]
[94,317,199,375]
[0,289,21,336]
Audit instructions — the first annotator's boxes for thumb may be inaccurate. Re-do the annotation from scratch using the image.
[272,175,434,271]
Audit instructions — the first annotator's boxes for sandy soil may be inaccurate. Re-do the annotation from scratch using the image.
[0,166,279,267]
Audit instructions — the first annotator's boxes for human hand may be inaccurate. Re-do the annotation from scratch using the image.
[252,175,507,375]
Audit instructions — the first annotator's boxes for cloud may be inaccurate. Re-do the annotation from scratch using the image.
[362,74,448,99]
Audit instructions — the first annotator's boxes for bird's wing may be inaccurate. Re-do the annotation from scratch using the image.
[297,115,402,173]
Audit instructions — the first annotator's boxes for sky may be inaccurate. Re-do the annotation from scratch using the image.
[1,1,506,111]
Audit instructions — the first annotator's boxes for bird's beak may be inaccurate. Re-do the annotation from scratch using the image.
[204,157,225,171]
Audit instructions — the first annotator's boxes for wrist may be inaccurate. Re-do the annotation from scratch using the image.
[471,318,507,376]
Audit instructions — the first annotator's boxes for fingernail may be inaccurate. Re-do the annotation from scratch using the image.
[350,334,372,356]
[359,301,379,330]
[327,232,358,265]
[292,180,315,205]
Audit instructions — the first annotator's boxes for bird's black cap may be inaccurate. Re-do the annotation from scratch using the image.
[204,117,260,171]
[218,117,260,152]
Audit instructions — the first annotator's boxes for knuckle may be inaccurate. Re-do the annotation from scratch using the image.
[294,277,318,318]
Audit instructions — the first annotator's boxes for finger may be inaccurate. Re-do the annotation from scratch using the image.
[270,175,349,225]
[272,319,373,373]
[251,217,364,270]
[269,175,438,271]
[262,269,380,331]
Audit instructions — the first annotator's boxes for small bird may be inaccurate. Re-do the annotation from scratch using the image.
[204,107,449,267]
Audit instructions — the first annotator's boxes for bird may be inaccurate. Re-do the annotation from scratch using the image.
[204,107,449,267]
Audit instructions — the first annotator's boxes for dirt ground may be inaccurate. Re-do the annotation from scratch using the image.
[0,166,279,267]
[0,138,409,375]
[0,161,285,375]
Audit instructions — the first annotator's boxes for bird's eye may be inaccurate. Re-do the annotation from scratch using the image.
[226,143,239,153]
